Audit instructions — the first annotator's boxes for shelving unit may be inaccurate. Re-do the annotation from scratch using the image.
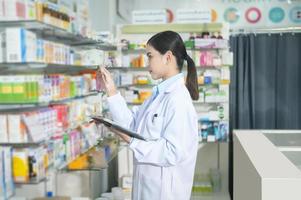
[0,20,113,49]
[0,10,118,199]
[0,62,98,74]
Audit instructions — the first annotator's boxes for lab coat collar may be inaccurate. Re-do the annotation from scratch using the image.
[154,73,183,95]
[164,77,185,94]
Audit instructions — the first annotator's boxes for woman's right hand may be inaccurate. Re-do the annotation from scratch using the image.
[97,67,117,97]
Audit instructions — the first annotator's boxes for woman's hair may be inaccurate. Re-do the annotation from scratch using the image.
[147,31,199,100]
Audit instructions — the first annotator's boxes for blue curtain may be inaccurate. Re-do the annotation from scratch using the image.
[229,33,301,199]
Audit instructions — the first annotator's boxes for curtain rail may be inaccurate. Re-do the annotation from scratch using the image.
[230,26,301,35]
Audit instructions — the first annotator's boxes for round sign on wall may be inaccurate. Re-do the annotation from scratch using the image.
[269,7,285,23]
[289,6,301,24]
[211,9,218,22]
[245,7,262,24]
[224,7,240,24]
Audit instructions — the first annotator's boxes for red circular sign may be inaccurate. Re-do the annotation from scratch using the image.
[245,7,262,24]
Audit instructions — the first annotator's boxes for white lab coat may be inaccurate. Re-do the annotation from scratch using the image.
[107,78,198,200]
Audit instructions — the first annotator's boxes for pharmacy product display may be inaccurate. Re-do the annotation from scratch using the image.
[0,73,98,104]
[0,28,105,66]
[0,1,117,199]
[0,0,91,38]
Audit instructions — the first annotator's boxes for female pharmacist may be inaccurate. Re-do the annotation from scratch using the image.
[98,31,198,200]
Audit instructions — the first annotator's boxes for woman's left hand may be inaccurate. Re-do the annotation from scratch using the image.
[108,127,131,143]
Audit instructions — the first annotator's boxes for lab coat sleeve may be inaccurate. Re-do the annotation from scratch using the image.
[129,102,196,167]
[107,92,139,129]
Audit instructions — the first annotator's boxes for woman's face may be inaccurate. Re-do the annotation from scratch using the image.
[146,45,168,80]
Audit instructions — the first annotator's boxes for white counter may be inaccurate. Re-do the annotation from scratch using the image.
[234,130,301,200]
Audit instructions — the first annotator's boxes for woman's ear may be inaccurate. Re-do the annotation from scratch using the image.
[164,50,173,65]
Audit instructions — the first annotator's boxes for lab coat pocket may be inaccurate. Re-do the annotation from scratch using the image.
[145,115,164,139]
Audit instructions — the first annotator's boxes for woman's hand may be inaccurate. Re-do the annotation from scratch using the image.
[97,67,117,97]
[108,127,131,144]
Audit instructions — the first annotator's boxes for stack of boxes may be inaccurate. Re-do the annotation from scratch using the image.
[0,28,103,65]
[0,73,98,104]
[0,147,14,199]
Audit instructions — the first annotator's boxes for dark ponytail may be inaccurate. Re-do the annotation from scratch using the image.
[147,30,199,100]
[185,54,199,100]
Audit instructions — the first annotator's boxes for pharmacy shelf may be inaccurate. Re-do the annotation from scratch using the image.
[57,145,97,171]
[71,40,117,51]
[61,137,120,171]
[107,66,229,72]
[0,120,94,147]
[118,84,155,89]
[198,83,230,87]
[0,62,98,74]
[0,141,46,147]
[121,23,223,34]
[0,20,116,50]
[0,92,101,112]
[121,47,226,54]
[121,48,146,54]
[107,66,148,71]
[14,177,47,185]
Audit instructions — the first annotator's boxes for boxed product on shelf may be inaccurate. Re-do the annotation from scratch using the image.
[25,0,36,20]
[194,38,228,49]
[0,28,101,65]
[198,51,222,67]
[138,91,152,102]
[198,70,221,85]
[205,88,228,103]
[4,28,37,63]
[78,49,104,66]
[122,55,131,67]
[133,75,150,85]
[0,147,14,198]
[75,0,91,37]
[0,147,14,199]
[220,67,230,84]
[0,115,8,143]
[12,147,47,183]
[84,93,103,116]
[221,51,233,66]
[80,122,99,149]
[120,73,133,85]
[51,104,69,131]
[12,148,30,182]
[199,120,229,142]
[28,147,47,182]
[0,73,96,103]
[8,114,28,143]
[69,130,81,160]
[192,173,213,194]
[37,1,71,31]
[0,0,28,20]
[52,135,65,168]
[123,90,139,103]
